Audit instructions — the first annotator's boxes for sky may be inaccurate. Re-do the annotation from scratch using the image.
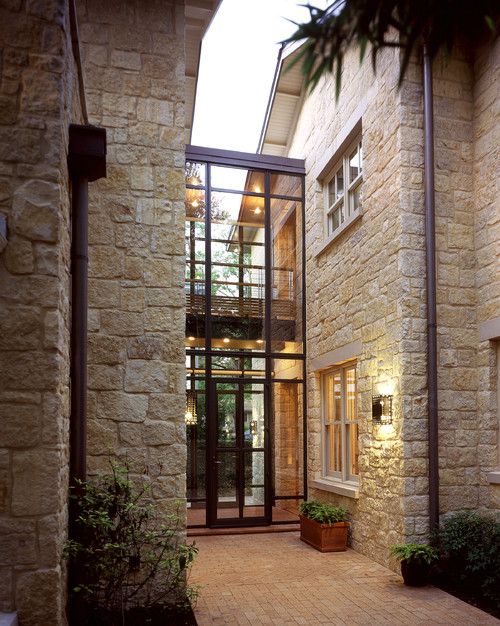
[191,0,327,153]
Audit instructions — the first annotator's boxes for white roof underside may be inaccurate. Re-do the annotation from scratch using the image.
[259,44,305,157]
[185,0,222,144]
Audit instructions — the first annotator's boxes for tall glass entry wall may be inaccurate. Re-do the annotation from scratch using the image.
[185,146,306,527]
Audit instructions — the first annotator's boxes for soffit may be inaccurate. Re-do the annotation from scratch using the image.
[185,0,222,143]
[259,43,306,157]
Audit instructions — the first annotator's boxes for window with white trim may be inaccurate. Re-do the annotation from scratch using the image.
[322,362,359,483]
[324,138,363,237]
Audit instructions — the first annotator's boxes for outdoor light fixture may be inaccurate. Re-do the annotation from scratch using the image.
[372,394,393,425]
[251,420,258,436]
[222,337,230,343]
[185,390,197,426]
[187,336,195,341]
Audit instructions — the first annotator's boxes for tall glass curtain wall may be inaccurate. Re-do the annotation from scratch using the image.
[185,160,305,526]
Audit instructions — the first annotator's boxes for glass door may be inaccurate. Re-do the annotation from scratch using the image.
[209,381,269,526]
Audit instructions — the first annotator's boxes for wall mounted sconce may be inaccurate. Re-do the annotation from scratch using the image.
[185,390,197,426]
[372,394,393,425]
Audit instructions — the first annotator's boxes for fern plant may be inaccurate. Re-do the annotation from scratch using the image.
[389,543,438,565]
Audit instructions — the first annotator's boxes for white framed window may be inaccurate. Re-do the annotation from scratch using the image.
[324,137,363,237]
[321,362,359,484]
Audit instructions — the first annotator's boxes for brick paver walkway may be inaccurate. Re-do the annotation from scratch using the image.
[191,532,499,625]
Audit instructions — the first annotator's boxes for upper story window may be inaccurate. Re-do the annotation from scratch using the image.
[324,138,363,237]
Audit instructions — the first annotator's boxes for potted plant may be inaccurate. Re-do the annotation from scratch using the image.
[299,500,349,552]
[389,543,439,587]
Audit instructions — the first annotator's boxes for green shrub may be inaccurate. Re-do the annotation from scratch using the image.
[64,463,198,624]
[299,500,348,524]
[389,543,438,565]
[437,510,500,605]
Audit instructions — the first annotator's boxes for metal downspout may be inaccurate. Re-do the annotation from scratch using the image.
[70,175,89,484]
[423,45,439,533]
[67,124,106,487]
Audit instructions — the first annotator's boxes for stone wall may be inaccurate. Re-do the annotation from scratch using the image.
[77,0,187,508]
[0,0,82,623]
[288,44,411,565]
[286,36,499,567]
[473,38,500,510]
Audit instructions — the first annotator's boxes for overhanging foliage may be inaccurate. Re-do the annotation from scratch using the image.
[284,0,498,96]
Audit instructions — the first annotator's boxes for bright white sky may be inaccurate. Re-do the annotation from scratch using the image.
[191,0,327,153]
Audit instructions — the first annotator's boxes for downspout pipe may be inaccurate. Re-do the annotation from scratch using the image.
[67,124,107,487]
[422,45,439,533]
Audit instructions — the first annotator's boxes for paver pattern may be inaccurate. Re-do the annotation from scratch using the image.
[191,532,499,625]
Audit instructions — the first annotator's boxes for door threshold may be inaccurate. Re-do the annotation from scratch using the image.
[188,523,299,537]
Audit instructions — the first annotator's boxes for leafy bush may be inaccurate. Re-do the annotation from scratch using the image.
[299,500,348,524]
[389,543,438,565]
[64,463,198,625]
[436,510,500,605]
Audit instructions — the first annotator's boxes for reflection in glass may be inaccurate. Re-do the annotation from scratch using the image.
[186,388,206,501]
[216,452,237,516]
[350,184,362,215]
[334,371,341,420]
[273,382,304,498]
[272,359,303,380]
[327,424,342,473]
[348,142,362,183]
[217,390,236,447]
[270,198,303,354]
[244,450,265,512]
[243,388,264,448]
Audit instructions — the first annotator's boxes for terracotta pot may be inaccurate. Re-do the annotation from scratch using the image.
[299,515,349,552]
[400,559,430,587]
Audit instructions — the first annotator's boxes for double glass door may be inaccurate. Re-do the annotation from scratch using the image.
[209,381,270,526]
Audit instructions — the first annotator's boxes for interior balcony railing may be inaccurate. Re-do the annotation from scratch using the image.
[185,266,295,321]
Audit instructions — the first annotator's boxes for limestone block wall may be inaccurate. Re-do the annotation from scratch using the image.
[286,35,498,569]
[0,1,81,623]
[77,0,187,508]
[401,40,499,519]
[287,44,412,565]
[473,38,500,510]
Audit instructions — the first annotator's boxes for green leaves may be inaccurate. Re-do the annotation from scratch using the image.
[65,462,198,621]
[284,0,499,97]
[299,499,349,524]
[389,543,438,565]
[437,510,500,603]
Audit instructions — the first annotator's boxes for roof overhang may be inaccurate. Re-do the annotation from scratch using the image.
[258,41,306,157]
[185,0,222,144]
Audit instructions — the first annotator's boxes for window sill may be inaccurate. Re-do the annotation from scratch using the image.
[315,211,362,257]
[310,478,359,499]
[487,471,500,485]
